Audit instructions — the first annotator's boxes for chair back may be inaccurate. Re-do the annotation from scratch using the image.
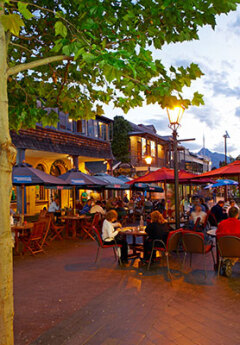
[182,232,204,254]
[92,212,101,228]
[167,229,182,252]
[218,236,240,258]
[208,212,218,226]
[193,217,201,231]
[92,226,104,248]
[30,221,46,240]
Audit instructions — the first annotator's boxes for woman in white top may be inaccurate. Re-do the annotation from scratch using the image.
[102,210,128,263]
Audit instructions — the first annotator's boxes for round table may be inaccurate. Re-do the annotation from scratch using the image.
[11,222,34,254]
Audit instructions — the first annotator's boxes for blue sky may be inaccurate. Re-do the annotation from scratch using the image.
[103,8,240,158]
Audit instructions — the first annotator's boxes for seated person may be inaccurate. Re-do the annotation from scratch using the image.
[189,197,205,213]
[143,211,169,261]
[227,200,239,214]
[90,200,105,215]
[102,210,128,263]
[48,197,60,213]
[210,200,227,224]
[123,193,129,204]
[79,199,92,215]
[216,206,240,276]
[216,207,240,237]
[188,204,207,230]
[144,197,153,208]
[199,198,209,212]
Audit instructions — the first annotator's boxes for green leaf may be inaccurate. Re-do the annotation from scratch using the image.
[17,2,33,20]
[55,21,67,38]
[192,92,204,106]
[0,14,25,36]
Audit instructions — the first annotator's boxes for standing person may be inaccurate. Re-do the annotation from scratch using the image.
[143,211,169,262]
[102,210,128,264]
[210,200,227,224]
[123,193,129,204]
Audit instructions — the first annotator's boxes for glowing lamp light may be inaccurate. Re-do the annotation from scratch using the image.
[68,118,72,122]
[166,105,185,128]
[145,156,153,165]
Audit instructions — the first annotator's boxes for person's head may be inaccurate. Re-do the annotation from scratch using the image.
[228,207,239,219]
[105,210,118,222]
[229,200,235,207]
[195,204,202,213]
[54,197,59,205]
[150,210,166,224]
[96,200,102,206]
[218,200,224,207]
[86,199,92,206]
[199,198,205,204]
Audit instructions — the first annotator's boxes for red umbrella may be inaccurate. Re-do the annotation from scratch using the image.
[192,160,240,178]
[127,167,197,184]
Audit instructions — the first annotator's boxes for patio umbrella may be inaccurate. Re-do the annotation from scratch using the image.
[12,163,67,218]
[193,160,240,178]
[58,169,107,213]
[204,179,238,189]
[94,173,130,190]
[193,160,240,195]
[126,167,197,184]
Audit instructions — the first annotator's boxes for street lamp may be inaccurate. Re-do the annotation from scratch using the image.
[166,105,185,229]
[145,156,152,172]
[223,131,230,200]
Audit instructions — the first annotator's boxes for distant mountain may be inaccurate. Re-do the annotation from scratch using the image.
[198,148,230,169]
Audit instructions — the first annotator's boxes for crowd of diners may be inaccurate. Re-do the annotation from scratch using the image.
[12,189,240,275]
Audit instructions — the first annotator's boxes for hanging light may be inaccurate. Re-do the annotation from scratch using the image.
[145,156,153,165]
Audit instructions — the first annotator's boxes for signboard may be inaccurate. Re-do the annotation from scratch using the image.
[71,179,86,185]
[13,176,32,184]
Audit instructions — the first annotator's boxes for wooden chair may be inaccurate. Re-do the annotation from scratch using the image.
[20,221,46,255]
[217,236,240,277]
[92,226,122,265]
[48,214,65,241]
[182,232,215,277]
[80,213,101,241]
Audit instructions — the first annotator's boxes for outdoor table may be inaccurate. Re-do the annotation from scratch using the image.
[120,226,147,259]
[60,215,89,239]
[11,222,34,254]
[206,227,218,271]
[167,218,187,230]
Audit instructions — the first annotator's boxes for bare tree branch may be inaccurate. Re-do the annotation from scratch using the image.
[7,55,71,76]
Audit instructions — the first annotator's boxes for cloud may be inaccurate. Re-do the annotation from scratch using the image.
[182,142,202,152]
[190,105,217,127]
[213,142,237,155]
[174,58,193,68]
[143,116,169,131]
[235,107,240,117]
[229,15,240,34]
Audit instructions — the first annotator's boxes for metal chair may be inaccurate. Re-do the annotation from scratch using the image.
[147,229,182,279]
[217,236,240,277]
[182,232,215,277]
[92,226,122,265]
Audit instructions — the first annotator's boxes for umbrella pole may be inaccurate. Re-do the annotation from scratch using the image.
[73,186,76,215]
[164,181,167,212]
[21,184,24,224]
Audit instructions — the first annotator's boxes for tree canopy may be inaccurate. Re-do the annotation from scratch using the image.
[111,115,131,162]
[2,0,239,130]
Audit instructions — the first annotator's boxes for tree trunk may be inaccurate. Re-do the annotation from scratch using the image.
[0,6,16,345]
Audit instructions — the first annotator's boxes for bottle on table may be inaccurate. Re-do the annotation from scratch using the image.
[139,215,144,231]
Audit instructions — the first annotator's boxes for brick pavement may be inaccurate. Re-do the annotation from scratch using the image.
[13,239,240,345]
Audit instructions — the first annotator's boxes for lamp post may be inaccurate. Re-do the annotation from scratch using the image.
[166,105,185,229]
[223,131,230,200]
[145,156,152,172]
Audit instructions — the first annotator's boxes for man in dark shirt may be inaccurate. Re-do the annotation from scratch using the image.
[210,200,227,224]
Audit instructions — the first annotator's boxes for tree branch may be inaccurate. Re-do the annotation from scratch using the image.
[7,55,71,76]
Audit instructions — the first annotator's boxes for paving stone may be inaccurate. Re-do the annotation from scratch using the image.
[13,239,240,345]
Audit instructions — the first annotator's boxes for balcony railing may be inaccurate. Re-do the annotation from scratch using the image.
[130,156,165,168]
